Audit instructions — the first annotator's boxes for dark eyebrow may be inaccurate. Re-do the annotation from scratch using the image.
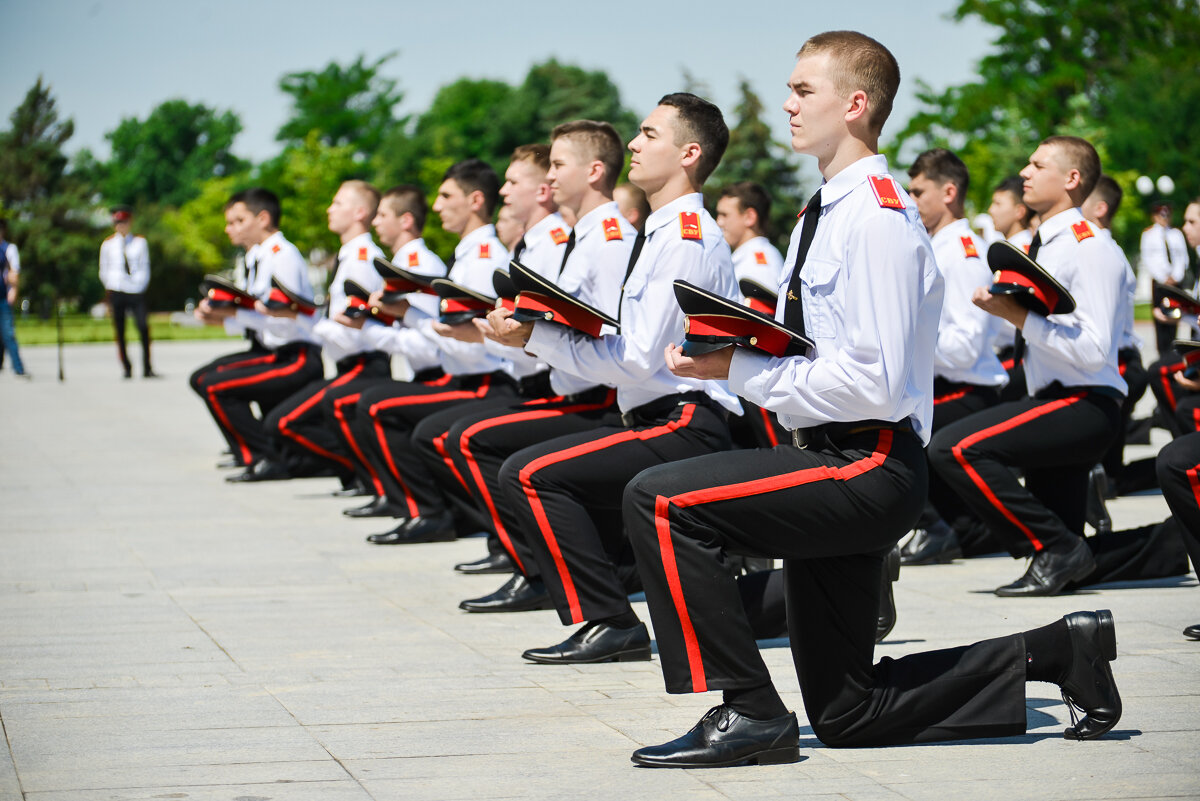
[641,124,658,136]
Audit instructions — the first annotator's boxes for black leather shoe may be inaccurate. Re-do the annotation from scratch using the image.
[454,551,515,574]
[366,512,455,544]
[1059,610,1121,740]
[900,521,962,565]
[216,457,244,470]
[994,537,1095,597]
[143,369,160,379]
[343,496,404,518]
[1183,623,1200,640]
[331,480,370,498]
[460,574,552,612]
[1085,465,1112,535]
[522,620,651,664]
[225,459,291,483]
[631,705,800,768]
[876,545,900,643]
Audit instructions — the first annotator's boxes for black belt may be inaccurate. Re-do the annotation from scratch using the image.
[517,370,553,398]
[621,391,713,428]
[335,350,388,373]
[1033,381,1123,405]
[792,418,913,450]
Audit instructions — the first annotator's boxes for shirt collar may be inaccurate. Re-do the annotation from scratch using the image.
[1036,207,1085,245]
[338,231,374,257]
[525,212,566,241]
[644,193,704,236]
[733,235,768,257]
[818,153,891,207]
[261,231,285,251]
[574,200,622,241]
[931,216,972,244]
[394,237,425,259]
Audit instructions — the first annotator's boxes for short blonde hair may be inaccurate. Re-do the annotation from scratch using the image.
[797,30,900,136]
[340,180,381,220]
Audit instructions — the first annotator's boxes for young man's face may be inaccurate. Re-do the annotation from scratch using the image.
[548,138,591,215]
[114,220,131,236]
[628,104,684,195]
[907,173,952,233]
[715,196,751,248]
[499,160,545,226]
[494,205,524,251]
[988,190,1025,235]
[326,185,363,236]
[1183,203,1200,249]
[783,52,848,157]
[1019,144,1073,215]
[372,201,405,250]
[1153,208,1172,228]
[224,204,252,247]
[433,179,471,236]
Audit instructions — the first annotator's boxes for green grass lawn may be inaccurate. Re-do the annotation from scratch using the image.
[12,312,239,345]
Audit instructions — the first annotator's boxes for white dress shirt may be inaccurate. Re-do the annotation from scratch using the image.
[931,218,1007,387]
[728,154,943,445]
[526,193,741,415]
[99,233,150,293]
[225,231,319,349]
[732,235,784,291]
[305,232,385,362]
[1096,228,1141,350]
[1020,208,1126,397]
[517,211,571,279]
[1140,223,1188,284]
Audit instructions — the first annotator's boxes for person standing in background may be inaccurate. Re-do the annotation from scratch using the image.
[0,218,28,379]
[1142,203,1190,355]
[98,206,155,379]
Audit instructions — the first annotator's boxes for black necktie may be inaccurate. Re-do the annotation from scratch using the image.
[445,252,456,272]
[513,237,527,260]
[1012,231,1042,365]
[782,188,823,336]
[122,237,132,275]
[557,229,576,277]
[618,231,648,325]
[1164,228,1175,267]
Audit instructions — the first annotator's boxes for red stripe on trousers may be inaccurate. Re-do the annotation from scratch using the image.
[652,430,894,693]
[433,431,471,493]
[458,393,615,574]
[366,376,494,518]
[216,353,275,373]
[1187,463,1200,510]
[333,392,385,496]
[949,395,1083,551]
[758,406,779,447]
[204,351,295,465]
[934,388,970,405]
[278,363,364,471]
[1161,362,1185,410]
[518,404,698,625]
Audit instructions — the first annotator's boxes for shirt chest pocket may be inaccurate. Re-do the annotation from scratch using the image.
[798,258,841,339]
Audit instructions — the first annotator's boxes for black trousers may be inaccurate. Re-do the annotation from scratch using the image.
[929,386,1121,556]
[320,376,401,497]
[189,340,272,461]
[1157,432,1200,572]
[109,290,151,373]
[500,395,731,626]
[922,380,1002,529]
[422,387,617,576]
[625,426,1027,746]
[1154,317,1179,357]
[730,398,790,449]
[996,347,1027,403]
[1148,352,1193,437]
[264,351,390,477]
[1104,348,1149,477]
[351,373,517,518]
[195,343,324,466]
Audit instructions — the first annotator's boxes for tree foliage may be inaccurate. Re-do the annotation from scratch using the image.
[888,0,1200,247]
[96,99,246,207]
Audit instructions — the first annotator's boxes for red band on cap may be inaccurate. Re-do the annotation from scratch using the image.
[516,294,605,338]
[995,269,1059,314]
[746,297,776,315]
[441,297,490,314]
[686,315,791,357]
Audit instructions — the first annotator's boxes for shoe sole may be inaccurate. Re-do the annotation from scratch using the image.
[522,645,652,664]
[459,598,554,613]
[632,745,801,768]
[994,551,1097,597]
[1063,609,1120,741]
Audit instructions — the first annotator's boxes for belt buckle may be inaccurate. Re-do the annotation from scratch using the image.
[621,411,635,427]
[792,429,810,449]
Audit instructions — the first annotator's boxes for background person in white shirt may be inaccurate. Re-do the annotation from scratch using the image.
[0,218,27,378]
[98,207,154,378]
[1142,203,1191,355]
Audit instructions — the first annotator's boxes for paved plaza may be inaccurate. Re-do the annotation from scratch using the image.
[1,338,1198,800]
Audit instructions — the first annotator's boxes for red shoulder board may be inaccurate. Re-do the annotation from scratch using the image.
[271,243,281,254]
[960,237,979,259]
[357,247,368,260]
[1071,220,1094,242]
[868,175,906,210]
[407,251,420,268]
[550,227,569,245]
[679,211,702,240]
[479,243,491,259]
[1023,243,1031,254]
[754,251,768,265]
[602,217,623,241]
[797,208,806,219]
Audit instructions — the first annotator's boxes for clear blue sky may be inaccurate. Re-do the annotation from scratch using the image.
[1,0,995,174]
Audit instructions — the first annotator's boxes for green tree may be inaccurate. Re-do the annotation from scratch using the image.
[276,53,404,157]
[709,79,806,252]
[888,0,1200,247]
[97,99,246,207]
[0,78,101,312]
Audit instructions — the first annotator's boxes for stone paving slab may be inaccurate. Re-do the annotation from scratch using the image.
[1,338,1199,801]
